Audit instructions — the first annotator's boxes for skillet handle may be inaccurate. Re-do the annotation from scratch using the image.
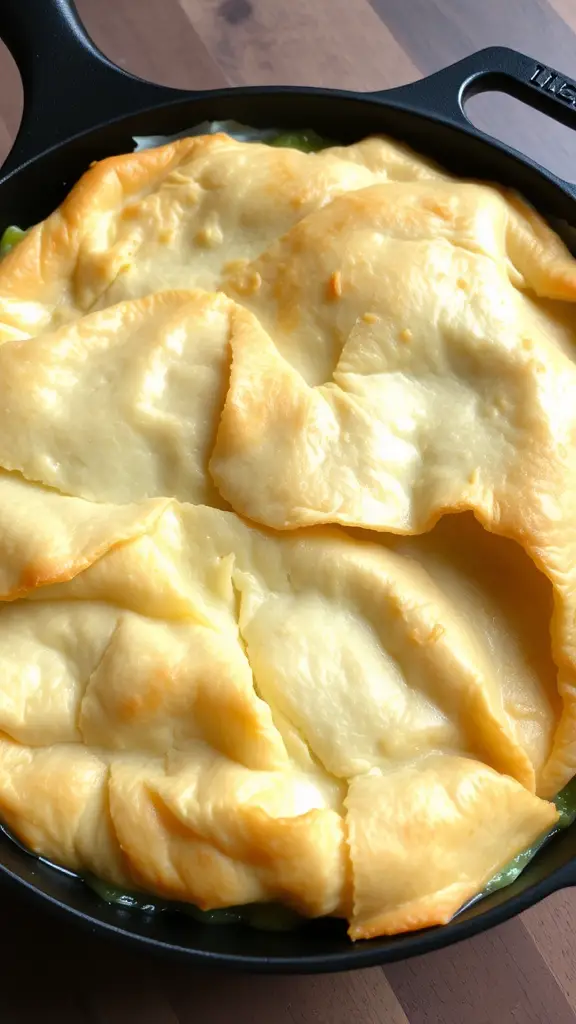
[0,0,191,178]
[378,46,576,198]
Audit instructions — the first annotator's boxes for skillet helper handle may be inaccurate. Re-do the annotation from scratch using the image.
[379,46,576,197]
[0,0,189,177]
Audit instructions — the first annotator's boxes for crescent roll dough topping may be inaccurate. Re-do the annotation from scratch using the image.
[0,501,559,927]
[346,756,558,939]
[0,129,573,939]
[0,473,168,600]
[0,289,270,507]
[0,134,447,343]
[212,180,576,796]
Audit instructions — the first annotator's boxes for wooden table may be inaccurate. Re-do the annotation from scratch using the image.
[1,1,576,1021]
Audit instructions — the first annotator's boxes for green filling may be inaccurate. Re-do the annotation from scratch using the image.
[86,778,576,928]
[483,839,549,895]
[0,225,26,257]
[85,875,304,931]
[553,774,576,827]
[483,776,576,895]
[267,129,334,152]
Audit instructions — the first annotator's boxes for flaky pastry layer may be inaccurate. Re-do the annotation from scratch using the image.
[0,131,572,938]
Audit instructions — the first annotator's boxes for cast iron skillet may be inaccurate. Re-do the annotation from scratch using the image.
[1,0,576,976]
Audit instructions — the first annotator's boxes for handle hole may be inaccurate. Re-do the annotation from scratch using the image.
[0,39,23,171]
[464,90,575,184]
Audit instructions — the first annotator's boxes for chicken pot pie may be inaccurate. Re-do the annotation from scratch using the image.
[0,128,574,939]
[0,133,448,344]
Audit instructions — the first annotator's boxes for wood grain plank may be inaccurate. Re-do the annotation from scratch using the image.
[523,890,576,1011]
[370,0,576,76]
[10,994,91,1024]
[0,882,410,1024]
[85,993,180,1024]
[75,0,228,90]
[179,0,419,92]
[547,0,576,31]
[166,966,409,1024]
[385,919,576,1024]
[287,971,410,1024]
[0,40,23,168]
[0,887,132,1024]
[370,0,576,183]
[465,91,576,184]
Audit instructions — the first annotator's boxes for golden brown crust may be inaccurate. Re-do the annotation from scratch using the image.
[211,179,576,796]
[0,131,573,939]
[109,750,349,916]
[0,288,271,508]
[0,472,168,600]
[0,500,560,923]
[345,757,558,940]
[0,133,441,342]
[0,136,210,336]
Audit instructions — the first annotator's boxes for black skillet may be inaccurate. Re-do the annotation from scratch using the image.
[1,0,576,975]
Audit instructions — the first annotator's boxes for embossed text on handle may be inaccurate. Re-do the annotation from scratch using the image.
[531,63,576,106]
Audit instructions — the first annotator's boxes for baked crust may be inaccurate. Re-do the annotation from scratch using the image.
[0,134,446,342]
[0,502,559,924]
[0,131,571,937]
[211,179,576,796]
